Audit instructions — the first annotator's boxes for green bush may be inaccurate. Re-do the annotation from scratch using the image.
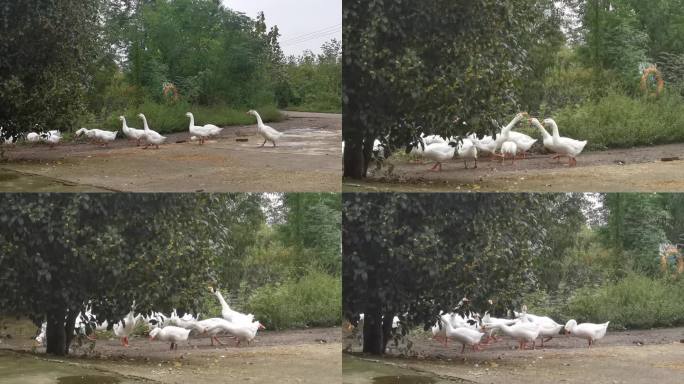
[563,275,684,330]
[98,102,284,134]
[551,91,684,150]
[245,270,341,330]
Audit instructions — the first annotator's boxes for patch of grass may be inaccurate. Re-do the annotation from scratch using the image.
[245,270,341,330]
[563,275,684,330]
[552,91,684,150]
[94,102,284,135]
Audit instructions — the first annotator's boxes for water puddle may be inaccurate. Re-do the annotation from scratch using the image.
[57,375,121,384]
[0,168,107,192]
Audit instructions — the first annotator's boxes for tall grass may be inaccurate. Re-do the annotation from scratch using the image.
[245,270,341,330]
[552,91,684,150]
[562,275,684,330]
[95,102,284,134]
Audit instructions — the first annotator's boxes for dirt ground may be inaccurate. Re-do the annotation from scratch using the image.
[344,327,684,384]
[0,323,341,384]
[0,111,341,192]
[345,143,684,192]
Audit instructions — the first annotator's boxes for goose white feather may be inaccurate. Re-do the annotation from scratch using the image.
[247,110,283,147]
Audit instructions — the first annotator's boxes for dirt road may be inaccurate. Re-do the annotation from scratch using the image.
[344,327,684,384]
[345,143,684,192]
[1,326,341,384]
[0,111,341,192]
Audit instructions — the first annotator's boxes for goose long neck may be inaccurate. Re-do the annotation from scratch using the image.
[503,115,523,134]
[253,112,264,127]
[188,114,195,129]
[215,290,230,311]
[121,118,128,130]
[549,121,559,138]
[532,120,550,139]
[141,116,149,131]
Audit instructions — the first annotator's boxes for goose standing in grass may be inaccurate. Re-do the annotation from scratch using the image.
[247,110,283,148]
[138,113,166,149]
[149,326,191,350]
[120,116,145,146]
[186,112,223,144]
[564,319,609,347]
[543,118,587,167]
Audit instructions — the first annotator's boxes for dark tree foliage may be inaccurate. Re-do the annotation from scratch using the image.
[342,0,562,178]
[0,194,242,356]
[342,193,582,355]
[0,0,100,139]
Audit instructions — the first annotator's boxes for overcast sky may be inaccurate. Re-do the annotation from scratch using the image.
[221,0,341,57]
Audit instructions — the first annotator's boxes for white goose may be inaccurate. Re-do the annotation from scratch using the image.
[528,118,561,159]
[149,326,191,350]
[501,141,517,165]
[516,309,563,348]
[494,113,529,151]
[484,321,540,350]
[204,318,265,347]
[0,127,14,145]
[410,141,456,172]
[76,128,117,146]
[211,287,255,324]
[472,134,498,157]
[441,317,485,354]
[120,116,146,146]
[138,113,166,149]
[420,133,447,146]
[41,130,61,148]
[247,110,283,147]
[564,319,609,347]
[186,112,223,144]
[26,132,40,143]
[543,118,587,167]
[456,136,478,169]
[113,308,141,347]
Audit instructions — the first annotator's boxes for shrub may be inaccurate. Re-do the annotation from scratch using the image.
[551,91,684,150]
[245,270,341,330]
[563,275,684,330]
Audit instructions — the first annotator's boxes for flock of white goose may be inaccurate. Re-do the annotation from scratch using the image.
[0,109,283,150]
[374,113,588,171]
[429,306,608,354]
[355,302,609,354]
[34,288,265,351]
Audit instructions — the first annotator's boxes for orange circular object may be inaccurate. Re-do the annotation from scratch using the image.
[162,82,180,101]
[640,66,664,97]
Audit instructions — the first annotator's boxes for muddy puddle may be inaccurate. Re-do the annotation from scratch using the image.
[0,168,108,192]
[0,351,146,384]
[343,355,465,384]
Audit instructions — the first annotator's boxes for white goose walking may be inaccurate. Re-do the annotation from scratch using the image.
[247,110,283,147]
[564,319,609,347]
[149,326,191,350]
[543,118,587,167]
[120,116,146,146]
[186,112,223,144]
[138,113,166,149]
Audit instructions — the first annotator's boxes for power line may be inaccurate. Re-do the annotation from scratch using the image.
[281,28,341,47]
[279,23,341,44]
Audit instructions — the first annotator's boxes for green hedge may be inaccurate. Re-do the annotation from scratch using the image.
[246,270,341,330]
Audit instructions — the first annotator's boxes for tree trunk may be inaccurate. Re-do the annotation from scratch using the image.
[381,312,394,352]
[343,140,366,179]
[362,309,384,355]
[64,308,79,355]
[45,307,67,356]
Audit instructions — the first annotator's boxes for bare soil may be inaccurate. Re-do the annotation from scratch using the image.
[1,321,342,384]
[0,111,341,192]
[344,327,684,383]
[346,143,684,192]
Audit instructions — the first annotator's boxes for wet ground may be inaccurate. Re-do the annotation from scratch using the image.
[343,327,684,383]
[346,143,684,192]
[0,111,341,192]
[1,320,341,384]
